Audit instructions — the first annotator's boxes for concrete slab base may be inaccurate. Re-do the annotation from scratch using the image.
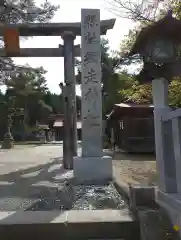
[0,209,139,240]
[73,156,112,184]
[0,209,133,224]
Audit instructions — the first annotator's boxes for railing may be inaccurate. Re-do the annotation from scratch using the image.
[162,108,181,122]
[159,108,181,194]
[152,78,181,239]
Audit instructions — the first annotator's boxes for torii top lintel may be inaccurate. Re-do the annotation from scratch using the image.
[0,19,115,37]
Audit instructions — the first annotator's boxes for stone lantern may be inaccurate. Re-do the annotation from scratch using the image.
[129,12,181,238]
[129,11,181,82]
[1,96,15,149]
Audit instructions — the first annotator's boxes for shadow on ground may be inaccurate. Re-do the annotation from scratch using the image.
[0,154,126,216]
[0,157,73,210]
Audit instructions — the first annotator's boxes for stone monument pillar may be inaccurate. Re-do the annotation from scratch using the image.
[74,9,112,184]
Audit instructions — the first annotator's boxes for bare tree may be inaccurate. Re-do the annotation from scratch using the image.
[105,0,169,23]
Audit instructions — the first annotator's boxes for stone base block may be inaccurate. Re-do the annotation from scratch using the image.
[129,185,156,210]
[156,190,181,230]
[73,156,112,184]
[139,209,165,240]
[129,186,156,219]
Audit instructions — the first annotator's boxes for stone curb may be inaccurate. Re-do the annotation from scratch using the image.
[113,179,130,203]
[0,210,139,239]
[113,179,157,208]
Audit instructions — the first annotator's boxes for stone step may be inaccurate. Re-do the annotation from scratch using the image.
[0,209,140,239]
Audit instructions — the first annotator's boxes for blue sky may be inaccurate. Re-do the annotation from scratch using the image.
[12,0,134,95]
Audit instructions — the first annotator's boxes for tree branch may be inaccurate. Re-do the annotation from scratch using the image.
[105,0,168,23]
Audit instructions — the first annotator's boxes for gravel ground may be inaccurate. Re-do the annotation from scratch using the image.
[27,183,126,211]
[112,151,157,186]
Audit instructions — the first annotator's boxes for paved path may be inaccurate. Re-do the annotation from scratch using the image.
[0,145,62,173]
[0,145,76,211]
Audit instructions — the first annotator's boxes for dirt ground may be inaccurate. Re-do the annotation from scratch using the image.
[112,151,157,186]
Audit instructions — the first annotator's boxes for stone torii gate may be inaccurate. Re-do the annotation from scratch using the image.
[0,10,115,178]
